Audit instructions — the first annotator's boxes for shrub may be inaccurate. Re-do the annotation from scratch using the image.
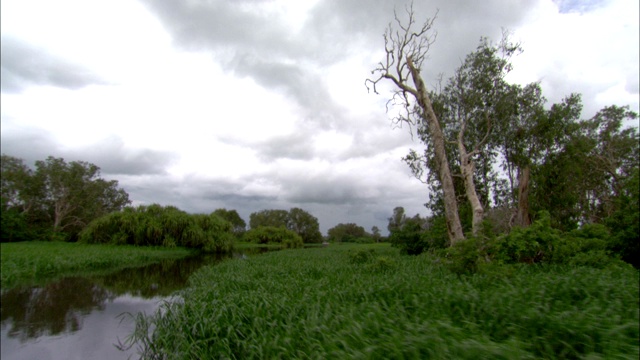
[79,205,235,253]
[389,218,426,255]
[444,238,481,275]
[491,211,561,264]
[243,226,303,248]
[348,249,375,264]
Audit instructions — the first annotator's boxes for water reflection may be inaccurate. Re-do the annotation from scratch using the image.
[1,278,114,342]
[0,247,272,345]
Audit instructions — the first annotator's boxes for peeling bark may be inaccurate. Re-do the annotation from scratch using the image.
[407,57,465,244]
[458,142,484,236]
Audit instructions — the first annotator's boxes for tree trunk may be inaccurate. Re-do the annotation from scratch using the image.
[458,143,484,236]
[515,166,531,227]
[407,57,465,245]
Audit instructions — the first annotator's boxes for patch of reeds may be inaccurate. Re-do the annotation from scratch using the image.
[79,204,235,253]
[129,244,639,359]
[0,241,193,289]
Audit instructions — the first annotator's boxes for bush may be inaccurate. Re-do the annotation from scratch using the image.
[243,226,303,248]
[79,204,235,253]
[491,211,561,264]
[389,218,426,255]
[443,238,481,275]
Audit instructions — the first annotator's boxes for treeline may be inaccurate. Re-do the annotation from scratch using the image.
[0,157,329,252]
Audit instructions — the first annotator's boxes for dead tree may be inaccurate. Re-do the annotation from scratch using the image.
[366,5,464,245]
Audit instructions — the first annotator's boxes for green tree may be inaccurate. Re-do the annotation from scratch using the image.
[287,207,322,243]
[371,226,382,242]
[34,156,130,239]
[249,208,322,243]
[213,208,246,237]
[327,223,367,242]
[249,209,289,229]
[387,206,406,234]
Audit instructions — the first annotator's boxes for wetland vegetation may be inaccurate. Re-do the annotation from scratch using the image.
[0,242,194,289]
[127,243,639,359]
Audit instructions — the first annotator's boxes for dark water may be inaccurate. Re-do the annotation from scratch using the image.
[0,249,270,360]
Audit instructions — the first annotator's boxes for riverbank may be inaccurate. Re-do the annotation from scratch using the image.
[130,243,639,359]
[0,242,195,289]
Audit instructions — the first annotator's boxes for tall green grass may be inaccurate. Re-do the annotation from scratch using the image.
[0,242,193,289]
[129,244,639,359]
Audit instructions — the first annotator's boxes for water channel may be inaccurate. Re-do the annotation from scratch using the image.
[0,248,271,360]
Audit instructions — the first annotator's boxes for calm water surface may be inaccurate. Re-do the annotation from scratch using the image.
[0,249,270,360]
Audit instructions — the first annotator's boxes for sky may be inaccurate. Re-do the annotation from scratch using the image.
[1,0,638,235]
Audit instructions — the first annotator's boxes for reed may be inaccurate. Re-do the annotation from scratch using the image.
[129,244,639,359]
[0,241,193,289]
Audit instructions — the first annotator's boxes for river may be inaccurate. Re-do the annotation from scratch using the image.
[0,249,269,360]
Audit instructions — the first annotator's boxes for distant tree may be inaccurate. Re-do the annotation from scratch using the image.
[213,208,246,236]
[34,156,130,238]
[1,155,36,210]
[249,208,322,243]
[389,216,426,255]
[249,209,289,229]
[1,155,130,241]
[327,223,367,242]
[387,207,407,234]
[287,207,322,243]
[371,226,382,242]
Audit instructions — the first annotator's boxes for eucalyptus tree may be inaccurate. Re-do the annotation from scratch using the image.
[2,155,130,240]
[428,36,521,235]
[34,156,130,236]
[366,5,464,244]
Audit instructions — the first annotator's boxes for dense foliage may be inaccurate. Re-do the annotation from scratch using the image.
[1,155,130,242]
[243,226,303,248]
[212,208,247,237]
[128,244,639,359]
[249,208,322,243]
[327,222,372,243]
[79,204,234,253]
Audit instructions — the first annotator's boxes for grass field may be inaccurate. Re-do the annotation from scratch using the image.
[0,241,194,289]
[129,243,639,359]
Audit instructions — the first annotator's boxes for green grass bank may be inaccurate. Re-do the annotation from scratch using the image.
[129,243,639,359]
[1,241,194,289]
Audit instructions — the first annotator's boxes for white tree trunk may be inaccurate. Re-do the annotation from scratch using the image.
[407,57,465,245]
[458,141,484,236]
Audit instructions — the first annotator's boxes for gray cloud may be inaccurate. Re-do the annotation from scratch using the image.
[0,36,106,93]
[0,129,176,176]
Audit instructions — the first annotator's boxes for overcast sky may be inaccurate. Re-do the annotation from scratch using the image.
[1,0,638,235]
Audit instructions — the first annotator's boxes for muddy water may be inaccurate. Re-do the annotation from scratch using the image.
[0,249,270,360]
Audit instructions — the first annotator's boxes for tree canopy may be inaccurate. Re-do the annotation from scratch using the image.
[249,208,322,243]
[1,155,130,241]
